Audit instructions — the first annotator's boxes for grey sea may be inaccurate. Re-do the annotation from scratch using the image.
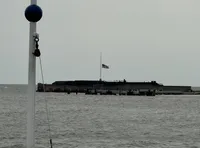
[1,84,200,148]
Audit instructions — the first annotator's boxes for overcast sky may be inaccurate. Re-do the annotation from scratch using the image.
[1,0,200,86]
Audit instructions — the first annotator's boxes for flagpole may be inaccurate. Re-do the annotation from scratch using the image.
[100,52,102,81]
[25,1,43,148]
[27,1,37,147]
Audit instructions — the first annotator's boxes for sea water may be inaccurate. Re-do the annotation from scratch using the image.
[0,84,200,148]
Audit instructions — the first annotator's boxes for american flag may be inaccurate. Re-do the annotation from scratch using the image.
[102,64,109,69]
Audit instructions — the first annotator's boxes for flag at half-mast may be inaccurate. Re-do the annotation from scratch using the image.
[102,64,109,69]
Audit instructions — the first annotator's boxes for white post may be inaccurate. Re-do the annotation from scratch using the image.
[27,0,37,147]
[100,52,102,81]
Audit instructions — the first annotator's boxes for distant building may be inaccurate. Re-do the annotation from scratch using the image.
[37,80,192,95]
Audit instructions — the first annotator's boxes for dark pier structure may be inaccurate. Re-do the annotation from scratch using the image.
[37,80,193,96]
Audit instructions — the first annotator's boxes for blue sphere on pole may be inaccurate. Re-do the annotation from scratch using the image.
[25,4,43,22]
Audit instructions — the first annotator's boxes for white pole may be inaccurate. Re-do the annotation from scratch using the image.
[100,52,102,81]
[27,0,37,147]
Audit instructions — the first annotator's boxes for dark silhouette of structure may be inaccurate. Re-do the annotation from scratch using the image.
[37,80,192,96]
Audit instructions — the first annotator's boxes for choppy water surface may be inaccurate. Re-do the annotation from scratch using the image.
[0,85,200,148]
